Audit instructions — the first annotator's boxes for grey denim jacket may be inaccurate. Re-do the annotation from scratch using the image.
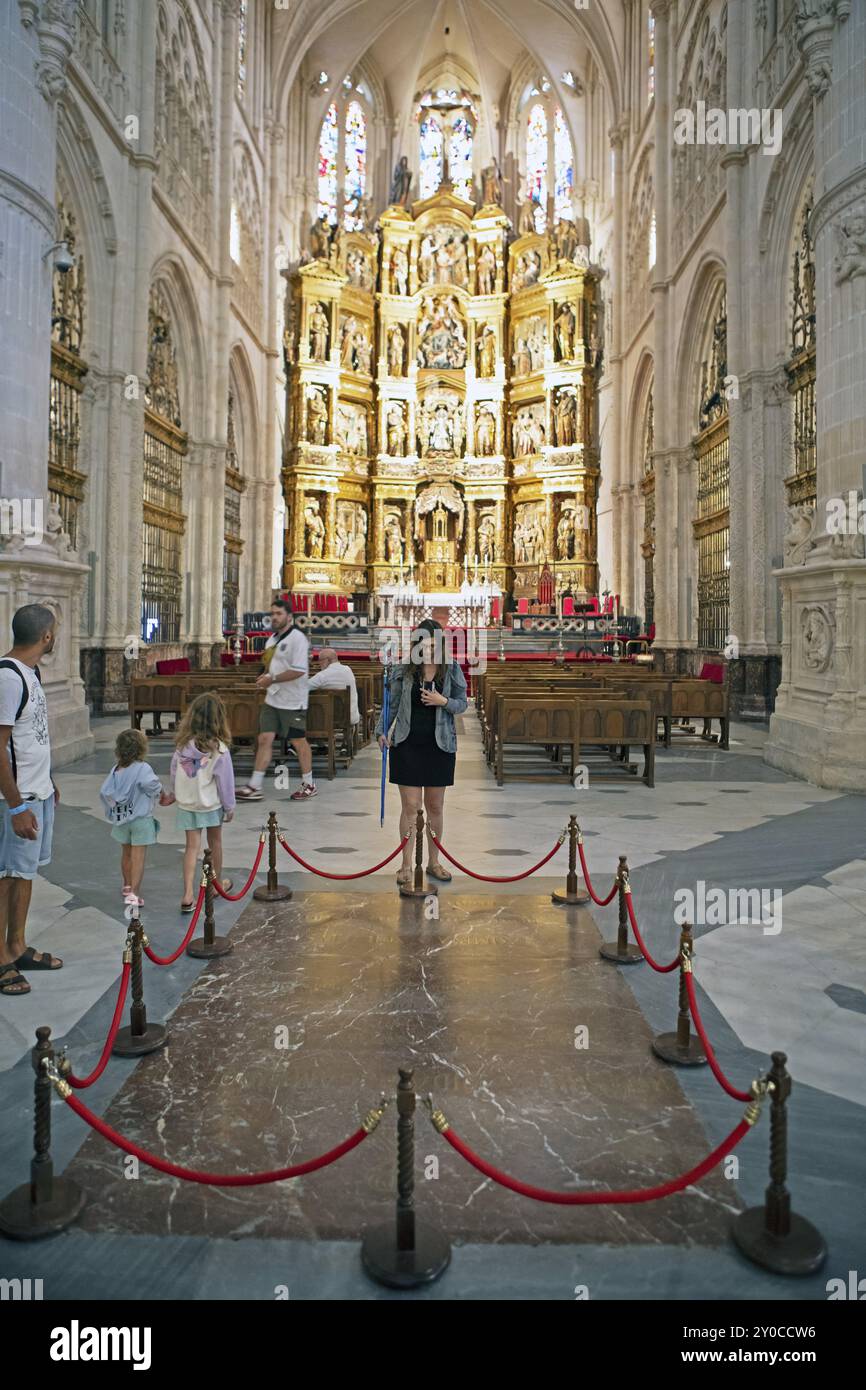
[375,663,468,753]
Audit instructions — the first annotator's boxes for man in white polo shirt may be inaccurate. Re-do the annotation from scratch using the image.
[237,597,317,802]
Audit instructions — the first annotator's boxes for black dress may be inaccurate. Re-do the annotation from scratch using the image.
[389,677,456,788]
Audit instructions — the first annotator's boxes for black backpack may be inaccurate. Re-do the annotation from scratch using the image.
[0,660,42,781]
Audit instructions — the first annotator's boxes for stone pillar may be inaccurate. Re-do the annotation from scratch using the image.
[649,1,676,656]
[0,0,92,762]
[766,1,866,788]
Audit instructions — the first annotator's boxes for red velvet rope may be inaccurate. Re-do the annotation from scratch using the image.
[625,895,681,973]
[144,885,206,966]
[66,964,131,1090]
[61,1088,369,1185]
[577,841,619,906]
[278,835,410,880]
[430,833,564,882]
[212,838,266,900]
[440,1118,751,1204]
[685,973,752,1102]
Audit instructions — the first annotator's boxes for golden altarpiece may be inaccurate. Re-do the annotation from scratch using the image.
[281,186,601,607]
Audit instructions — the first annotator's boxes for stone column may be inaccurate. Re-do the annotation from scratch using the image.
[259,113,285,611]
[766,0,866,788]
[649,1,676,657]
[0,0,92,762]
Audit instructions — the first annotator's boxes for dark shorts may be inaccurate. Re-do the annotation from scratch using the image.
[260,704,308,740]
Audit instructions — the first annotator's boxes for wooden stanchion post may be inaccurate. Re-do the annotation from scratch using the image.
[253,813,292,902]
[552,816,590,906]
[0,1027,85,1238]
[651,925,707,1066]
[399,810,436,899]
[114,921,168,1055]
[361,1067,451,1289]
[732,1053,827,1274]
[187,849,233,959]
[599,857,643,963]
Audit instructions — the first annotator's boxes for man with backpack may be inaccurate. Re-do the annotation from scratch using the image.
[0,604,63,997]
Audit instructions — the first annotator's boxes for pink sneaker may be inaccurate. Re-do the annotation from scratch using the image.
[290,783,318,800]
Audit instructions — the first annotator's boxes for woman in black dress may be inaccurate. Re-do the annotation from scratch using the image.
[376,619,468,887]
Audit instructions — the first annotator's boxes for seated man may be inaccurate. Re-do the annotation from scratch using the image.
[308,647,359,726]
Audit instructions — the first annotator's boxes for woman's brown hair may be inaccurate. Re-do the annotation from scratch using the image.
[407,618,448,689]
[115,728,148,767]
[173,693,232,754]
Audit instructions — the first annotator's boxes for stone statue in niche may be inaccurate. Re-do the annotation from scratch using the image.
[555,302,577,360]
[306,388,328,445]
[416,295,467,369]
[477,243,496,295]
[386,403,407,456]
[418,226,469,288]
[390,156,413,208]
[418,388,463,457]
[481,159,502,207]
[552,218,578,263]
[801,605,834,672]
[783,502,816,567]
[512,404,546,456]
[304,497,326,558]
[336,501,367,564]
[556,505,576,560]
[384,512,404,563]
[512,249,541,291]
[517,191,536,237]
[346,248,373,290]
[354,327,372,375]
[833,207,866,286]
[478,512,497,563]
[391,246,409,295]
[335,514,350,559]
[513,336,531,377]
[514,503,545,564]
[340,314,357,367]
[336,402,368,456]
[310,215,333,260]
[387,323,405,376]
[554,390,577,447]
[309,302,330,361]
[475,406,497,457]
[477,324,497,377]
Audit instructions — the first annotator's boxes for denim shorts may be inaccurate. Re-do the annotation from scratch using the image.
[0,794,54,879]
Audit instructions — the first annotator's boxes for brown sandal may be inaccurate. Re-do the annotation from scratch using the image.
[0,962,31,996]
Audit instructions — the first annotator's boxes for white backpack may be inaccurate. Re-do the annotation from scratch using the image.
[173,742,227,812]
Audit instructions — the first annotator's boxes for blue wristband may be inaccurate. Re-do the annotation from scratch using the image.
[7,804,28,816]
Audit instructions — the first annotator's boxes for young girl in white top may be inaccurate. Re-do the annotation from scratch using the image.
[170,694,236,912]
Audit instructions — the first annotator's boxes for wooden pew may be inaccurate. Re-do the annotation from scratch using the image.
[669,681,730,748]
[577,699,655,787]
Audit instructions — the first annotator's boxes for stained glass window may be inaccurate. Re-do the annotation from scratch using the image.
[419,113,444,199]
[449,113,473,202]
[648,14,655,102]
[343,100,367,229]
[230,202,241,263]
[317,101,339,224]
[236,0,247,102]
[554,108,574,222]
[648,211,656,268]
[526,103,548,232]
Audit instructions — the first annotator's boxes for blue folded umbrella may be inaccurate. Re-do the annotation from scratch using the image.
[379,669,390,828]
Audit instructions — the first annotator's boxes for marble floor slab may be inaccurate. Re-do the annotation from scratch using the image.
[66,892,741,1247]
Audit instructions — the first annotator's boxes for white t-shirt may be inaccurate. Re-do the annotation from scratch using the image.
[264,627,309,710]
[308,661,360,724]
[0,659,53,801]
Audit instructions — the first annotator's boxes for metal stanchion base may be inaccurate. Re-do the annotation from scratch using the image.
[599,942,644,964]
[186,936,233,959]
[113,1023,168,1057]
[361,1220,451,1289]
[731,1208,827,1276]
[0,1178,86,1240]
[551,887,590,905]
[651,1031,708,1066]
[399,883,438,899]
[252,884,292,902]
